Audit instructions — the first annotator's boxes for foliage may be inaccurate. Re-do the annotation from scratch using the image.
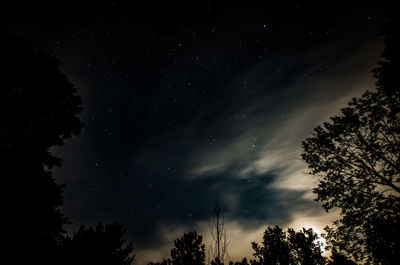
[252,225,290,265]
[372,18,400,94]
[0,34,83,263]
[364,208,400,264]
[170,231,206,265]
[211,257,224,265]
[251,226,325,265]
[61,222,135,265]
[0,35,83,167]
[301,18,400,263]
[326,249,357,265]
[228,258,250,265]
[0,34,137,265]
[287,228,325,265]
[148,259,170,265]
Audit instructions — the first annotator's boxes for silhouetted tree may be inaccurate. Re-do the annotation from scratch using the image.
[149,231,206,265]
[287,228,325,265]
[148,259,170,265]
[211,257,224,265]
[372,18,400,95]
[61,222,135,265]
[327,249,357,265]
[0,35,83,263]
[170,231,206,265]
[228,257,250,265]
[251,226,324,265]
[301,18,400,263]
[209,203,229,264]
[363,208,400,264]
[251,225,290,265]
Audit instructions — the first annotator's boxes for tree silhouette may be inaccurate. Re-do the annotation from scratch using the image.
[251,226,324,265]
[301,19,400,263]
[363,208,400,264]
[170,231,206,265]
[252,225,290,265]
[228,257,250,265]
[327,249,357,265]
[209,203,229,264]
[0,35,83,263]
[287,228,325,265]
[61,222,135,265]
[148,259,170,265]
[211,257,224,265]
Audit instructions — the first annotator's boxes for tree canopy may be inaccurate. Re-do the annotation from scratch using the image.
[0,34,83,264]
[170,231,206,265]
[252,225,290,265]
[301,18,400,263]
[61,222,135,265]
[251,225,325,265]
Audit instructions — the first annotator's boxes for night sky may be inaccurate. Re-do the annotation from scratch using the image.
[2,2,394,264]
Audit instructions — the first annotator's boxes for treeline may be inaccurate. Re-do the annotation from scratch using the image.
[146,226,351,265]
